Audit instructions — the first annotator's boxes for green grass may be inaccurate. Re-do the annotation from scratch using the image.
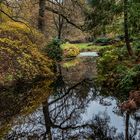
[61,43,111,52]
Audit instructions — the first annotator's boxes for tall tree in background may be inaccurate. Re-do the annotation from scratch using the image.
[124,0,133,56]
[129,0,140,36]
[38,0,46,32]
[52,0,65,40]
[84,0,119,37]
[84,0,136,56]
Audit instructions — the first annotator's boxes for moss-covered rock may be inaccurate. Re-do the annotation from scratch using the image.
[0,21,53,87]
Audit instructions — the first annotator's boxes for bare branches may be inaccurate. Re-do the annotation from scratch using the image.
[0,8,26,25]
[1,0,85,32]
[48,79,86,105]
[45,5,83,30]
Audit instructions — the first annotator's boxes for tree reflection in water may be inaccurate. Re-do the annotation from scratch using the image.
[4,74,140,140]
[4,55,140,140]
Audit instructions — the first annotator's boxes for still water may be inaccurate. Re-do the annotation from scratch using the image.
[0,52,140,140]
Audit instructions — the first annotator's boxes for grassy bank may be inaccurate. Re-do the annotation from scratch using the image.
[61,43,112,52]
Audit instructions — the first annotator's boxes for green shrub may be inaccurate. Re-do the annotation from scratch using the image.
[95,38,113,45]
[96,45,139,94]
[133,40,140,58]
[44,38,63,61]
[98,45,114,56]
[118,64,140,92]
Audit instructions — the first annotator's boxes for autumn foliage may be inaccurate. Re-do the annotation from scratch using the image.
[0,21,53,88]
[120,90,140,112]
[63,44,80,58]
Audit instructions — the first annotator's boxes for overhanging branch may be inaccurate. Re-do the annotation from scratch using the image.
[45,6,84,31]
[0,9,30,28]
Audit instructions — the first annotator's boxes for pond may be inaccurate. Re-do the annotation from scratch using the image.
[0,52,140,140]
[78,52,98,57]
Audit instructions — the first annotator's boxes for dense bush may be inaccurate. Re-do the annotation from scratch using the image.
[63,44,80,58]
[133,40,140,59]
[118,64,140,92]
[97,45,140,94]
[44,38,63,61]
[0,21,53,87]
[94,38,113,46]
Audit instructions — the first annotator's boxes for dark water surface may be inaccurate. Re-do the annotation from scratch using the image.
[0,53,140,140]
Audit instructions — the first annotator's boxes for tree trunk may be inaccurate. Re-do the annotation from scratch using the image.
[124,0,133,56]
[58,15,64,40]
[42,99,52,140]
[38,0,46,32]
[125,112,130,140]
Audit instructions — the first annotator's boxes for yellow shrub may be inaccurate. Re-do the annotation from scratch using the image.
[0,3,13,22]
[0,21,53,87]
[63,44,80,58]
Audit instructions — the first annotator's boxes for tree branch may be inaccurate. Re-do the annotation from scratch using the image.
[48,80,86,105]
[45,6,83,30]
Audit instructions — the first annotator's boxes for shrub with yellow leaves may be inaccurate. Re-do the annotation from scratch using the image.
[63,44,80,58]
[0,21,53,87]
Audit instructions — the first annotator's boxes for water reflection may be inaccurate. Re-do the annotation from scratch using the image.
[4,74,140,140]
[1,57,140,139]
[0,80,52,138]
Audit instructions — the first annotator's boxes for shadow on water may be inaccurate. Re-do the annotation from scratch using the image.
[0,53,140,140]
[0,80,53,138]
